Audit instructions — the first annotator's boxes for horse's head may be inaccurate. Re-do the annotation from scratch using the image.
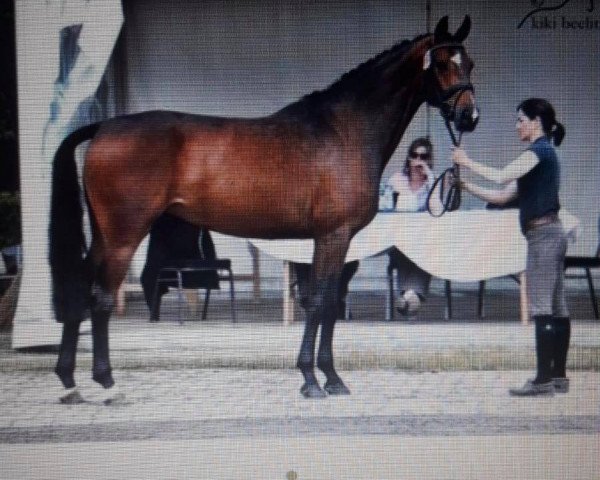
[423,16,479,135]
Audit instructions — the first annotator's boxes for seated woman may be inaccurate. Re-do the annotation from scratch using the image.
[386,137,435,317]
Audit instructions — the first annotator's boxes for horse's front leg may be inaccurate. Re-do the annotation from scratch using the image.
[297,230,351,398]
[318,302,351,395]
[297,302,325,398]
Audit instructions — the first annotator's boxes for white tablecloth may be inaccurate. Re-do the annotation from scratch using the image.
[249,209,579,282]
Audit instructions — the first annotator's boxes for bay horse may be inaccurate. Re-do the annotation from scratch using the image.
[50,16,479,402]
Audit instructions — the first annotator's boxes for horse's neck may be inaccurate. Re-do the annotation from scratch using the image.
[350,79,426,183]
[342,38,432,174]
[375,91,425,164]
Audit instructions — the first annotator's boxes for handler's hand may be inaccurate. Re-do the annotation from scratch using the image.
[449,173,466,190]
[451,147,471,168]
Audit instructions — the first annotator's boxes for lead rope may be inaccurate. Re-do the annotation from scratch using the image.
[426,118,463,217]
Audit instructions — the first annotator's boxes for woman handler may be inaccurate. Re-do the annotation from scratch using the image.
[452,98,570,396]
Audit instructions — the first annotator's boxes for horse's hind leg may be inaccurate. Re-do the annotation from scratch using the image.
[55,256,93,403]
[56,321,86,404]
[90,285,114,389]
[89,241,138,396]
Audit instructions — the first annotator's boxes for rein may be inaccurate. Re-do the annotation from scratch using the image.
[426,166,461,217]
[426,120,462,217]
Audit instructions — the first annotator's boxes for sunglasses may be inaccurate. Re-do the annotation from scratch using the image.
[409,152,430,160]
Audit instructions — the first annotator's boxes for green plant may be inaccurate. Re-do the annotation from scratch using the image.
[0,191,21,251]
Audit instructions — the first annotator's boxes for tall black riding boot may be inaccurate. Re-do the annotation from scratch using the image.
[552,317,571,391]
[509,315,556,396]
[533,315,555,384]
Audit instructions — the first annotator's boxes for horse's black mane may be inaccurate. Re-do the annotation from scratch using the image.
[277,33,431,120]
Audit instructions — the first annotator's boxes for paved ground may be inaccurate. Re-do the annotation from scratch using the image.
[1,434,598,480]
[1,369,598,479]
[1,369,599,437]
[1,289,599,479]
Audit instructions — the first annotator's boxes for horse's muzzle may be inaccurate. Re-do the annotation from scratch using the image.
[455,105,479,132]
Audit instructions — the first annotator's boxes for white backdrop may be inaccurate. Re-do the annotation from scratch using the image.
[14,0,123,347]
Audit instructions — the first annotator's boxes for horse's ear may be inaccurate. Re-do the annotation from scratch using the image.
[453,15,471,43]
[433,16,450,43]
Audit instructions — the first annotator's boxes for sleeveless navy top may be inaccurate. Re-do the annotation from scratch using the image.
[517,137,560,233]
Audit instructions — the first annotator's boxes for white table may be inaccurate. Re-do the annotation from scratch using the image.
[249,209,579,324]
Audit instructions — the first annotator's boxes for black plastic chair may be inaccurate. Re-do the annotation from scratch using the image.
[153,259,236,323]
[443,279,488,320]
[564,217,600,319]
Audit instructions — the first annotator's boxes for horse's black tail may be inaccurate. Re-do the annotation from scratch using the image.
[49,123,101,323]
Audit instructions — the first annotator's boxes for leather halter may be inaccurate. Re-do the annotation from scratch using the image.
[424,43,475,147]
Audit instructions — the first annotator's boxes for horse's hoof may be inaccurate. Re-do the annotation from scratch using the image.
[324,381,351,395]
[59,388,86,404]
[92,369,115,389]
[300,383,327,399]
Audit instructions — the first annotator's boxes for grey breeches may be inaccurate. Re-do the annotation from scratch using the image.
[525,220,569,317]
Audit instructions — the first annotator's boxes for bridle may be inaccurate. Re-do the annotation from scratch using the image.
[423,43,475,217]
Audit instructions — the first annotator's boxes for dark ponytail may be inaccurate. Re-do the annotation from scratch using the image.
[552,121,565,146]
[517,98,565,146]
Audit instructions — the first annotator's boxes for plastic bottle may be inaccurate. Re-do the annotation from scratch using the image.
[379,184,394,211]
